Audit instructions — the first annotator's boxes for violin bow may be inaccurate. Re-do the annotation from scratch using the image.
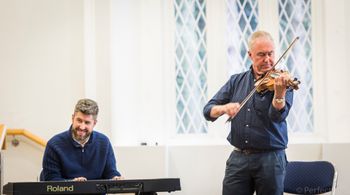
[226,36,299,123]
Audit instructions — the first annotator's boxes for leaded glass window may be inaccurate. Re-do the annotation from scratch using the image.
[226,0,259,75]
[279,0,313,132]
[174,0,208,134]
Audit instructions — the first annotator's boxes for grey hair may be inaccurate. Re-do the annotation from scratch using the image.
[74,98,99,120]
[248,31,274,50]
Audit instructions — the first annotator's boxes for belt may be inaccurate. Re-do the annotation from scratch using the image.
[233,148,271,154]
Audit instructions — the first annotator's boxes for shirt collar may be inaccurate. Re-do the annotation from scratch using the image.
[72,133,90,147]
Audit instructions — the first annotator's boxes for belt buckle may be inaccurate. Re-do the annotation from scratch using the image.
[242,149,251,155]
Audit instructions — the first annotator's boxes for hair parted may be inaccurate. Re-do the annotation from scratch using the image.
[74,98,99,119]
[248,31,274,50]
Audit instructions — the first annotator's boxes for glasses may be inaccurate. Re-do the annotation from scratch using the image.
[256,51,274,58]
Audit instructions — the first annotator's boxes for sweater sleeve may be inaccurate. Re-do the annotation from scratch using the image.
[102,141,121,179]
[42,143,66,181]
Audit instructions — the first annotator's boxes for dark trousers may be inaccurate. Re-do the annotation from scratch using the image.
[223,149,287,195]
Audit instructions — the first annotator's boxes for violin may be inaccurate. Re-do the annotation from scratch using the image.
[255,69,301,93]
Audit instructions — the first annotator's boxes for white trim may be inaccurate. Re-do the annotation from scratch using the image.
[311,0,328,141]
[162,0,177,143]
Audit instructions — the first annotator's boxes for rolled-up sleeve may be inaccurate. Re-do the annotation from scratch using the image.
[203,78,234,122]
[203,103,217,122]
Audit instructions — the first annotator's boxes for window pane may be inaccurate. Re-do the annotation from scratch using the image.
[174,0,208,134]
[279,0,313,133]
[226,0,259,75]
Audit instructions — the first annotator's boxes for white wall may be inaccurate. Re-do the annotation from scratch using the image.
[323,0,350,142]
[110,0,167,146]
[3,137,44,183]
[0,0,85,140]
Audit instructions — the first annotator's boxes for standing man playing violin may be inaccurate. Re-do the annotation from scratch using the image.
[203,31,293,195]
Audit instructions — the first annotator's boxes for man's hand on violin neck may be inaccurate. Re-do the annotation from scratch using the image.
[273,74,289,98]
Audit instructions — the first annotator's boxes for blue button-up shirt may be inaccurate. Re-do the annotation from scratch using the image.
[203,68,293,150]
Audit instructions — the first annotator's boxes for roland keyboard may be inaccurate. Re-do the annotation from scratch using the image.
[3,178,181,195]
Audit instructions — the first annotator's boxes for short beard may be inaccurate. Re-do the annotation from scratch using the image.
[72,127,91,143]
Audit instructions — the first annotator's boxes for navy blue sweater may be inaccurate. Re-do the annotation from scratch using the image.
[42,128,121,181]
